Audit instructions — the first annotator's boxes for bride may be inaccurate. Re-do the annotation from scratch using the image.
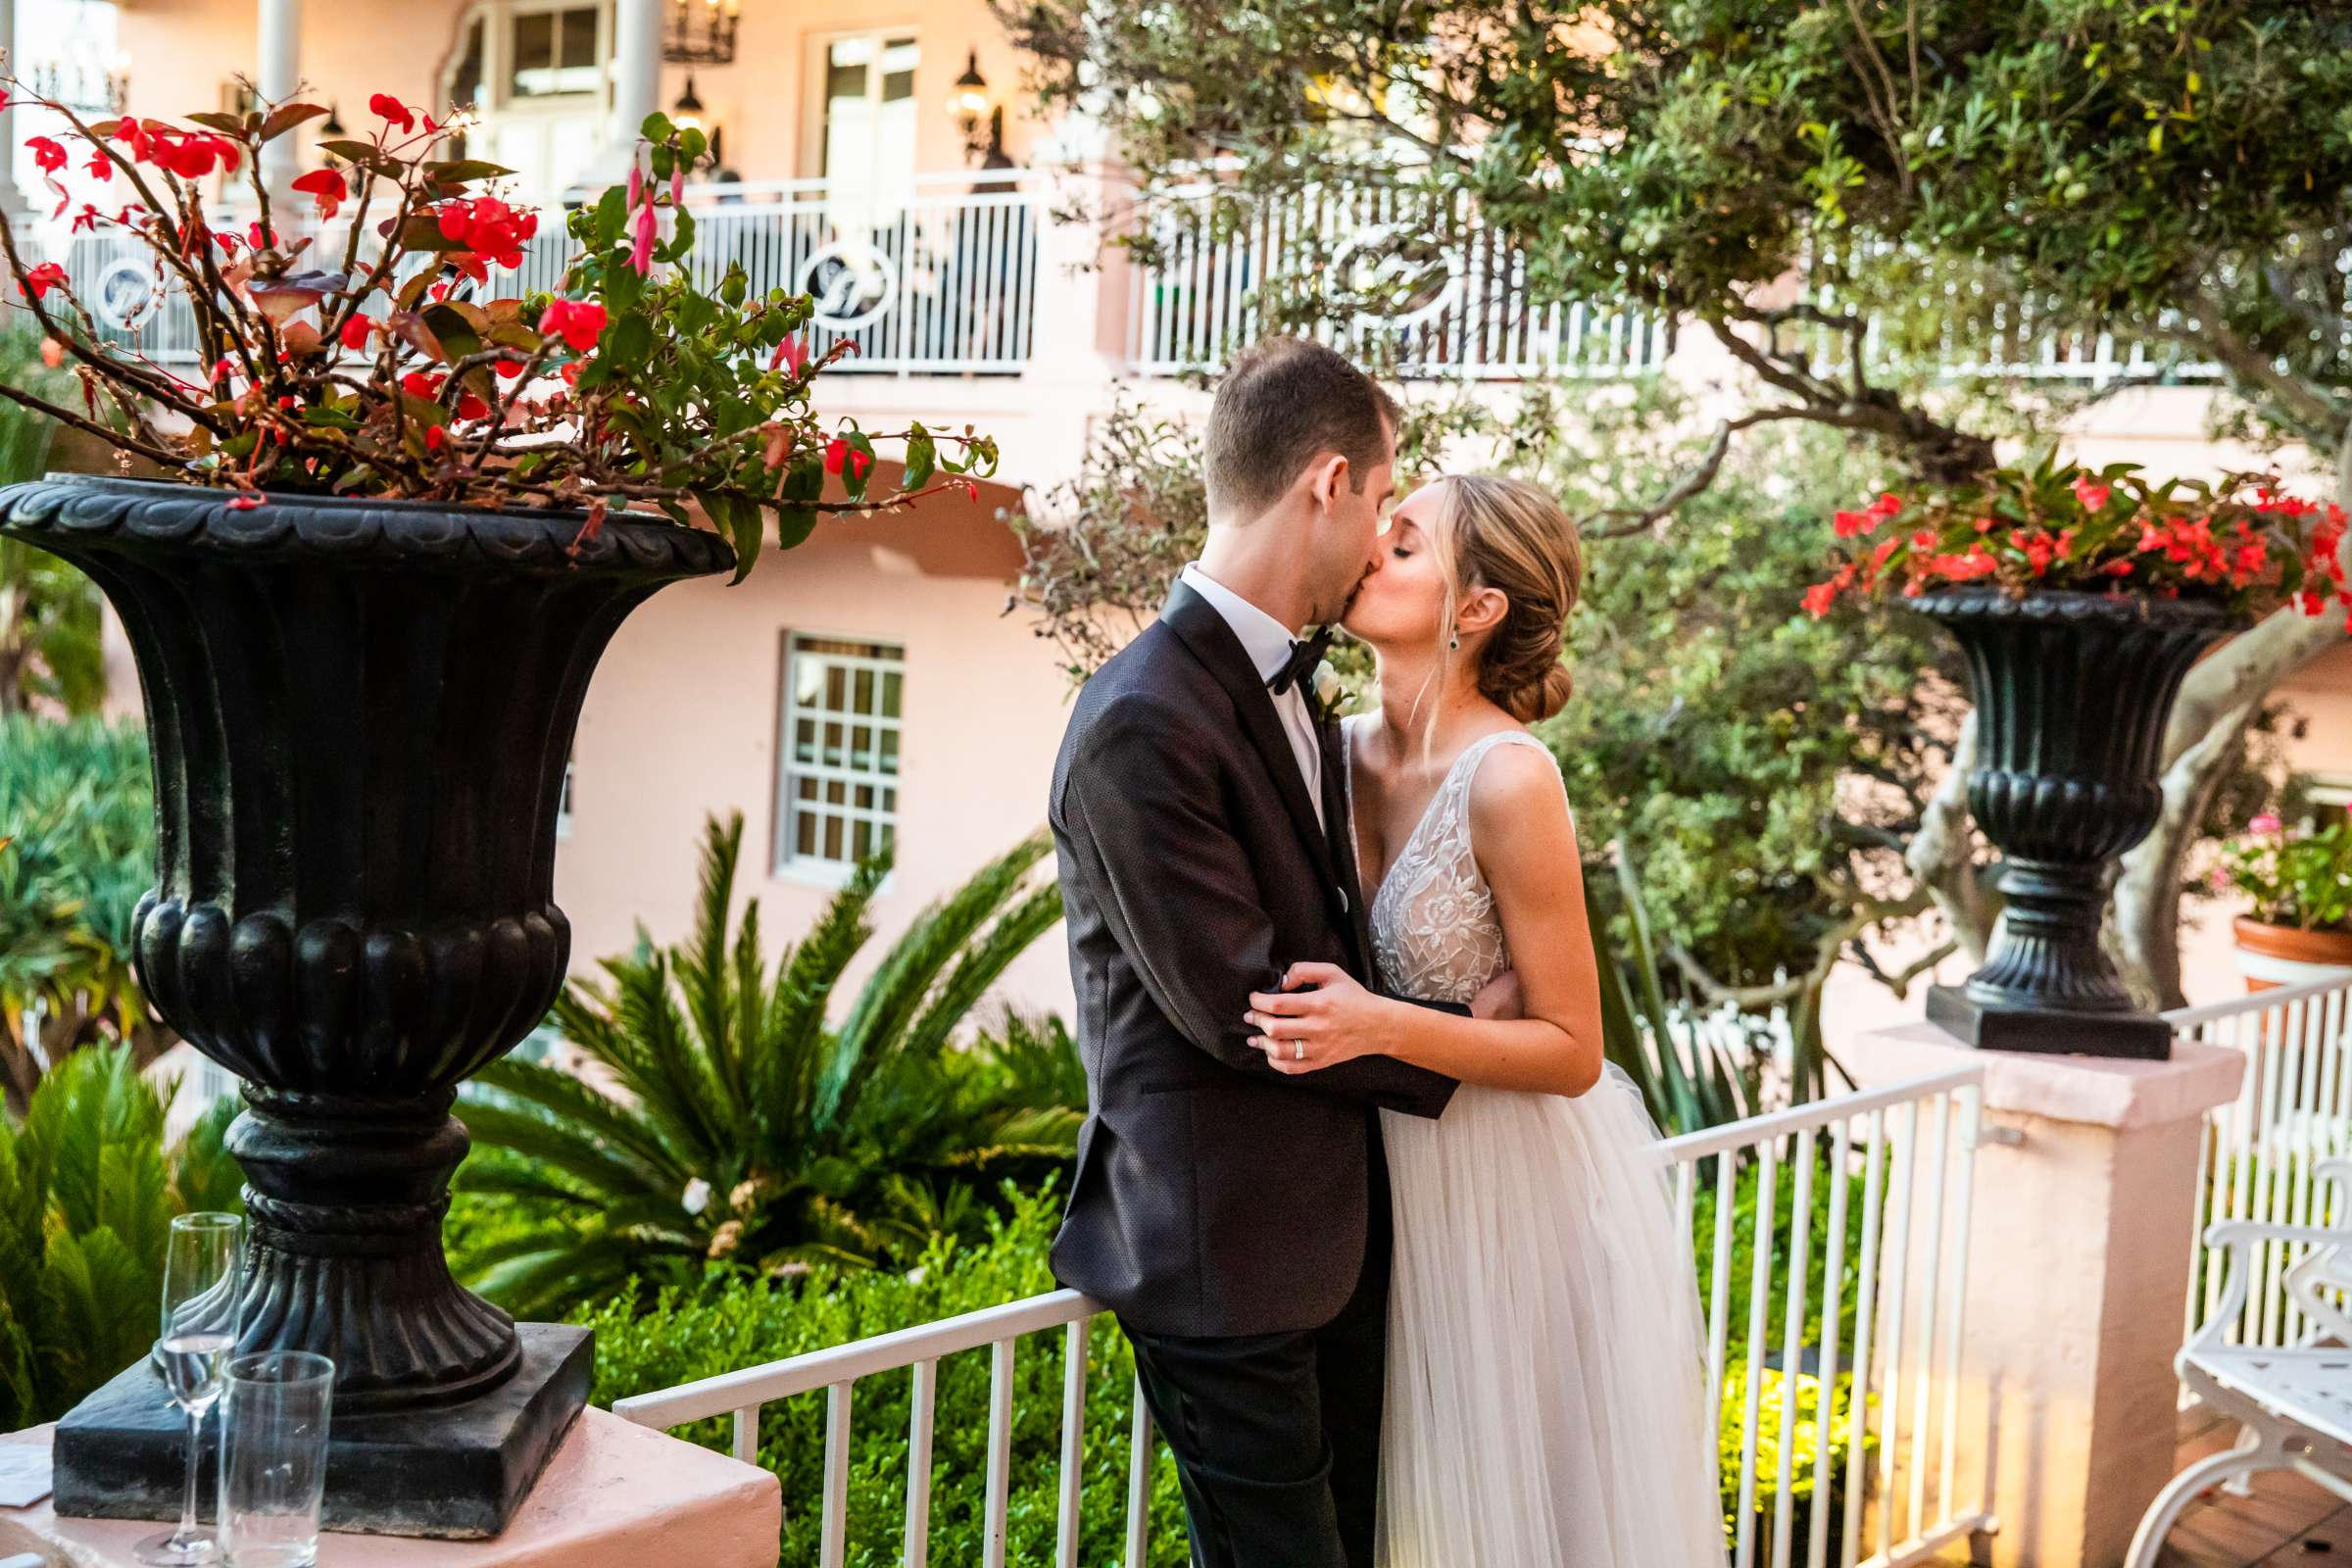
[1241,473,1728,1568]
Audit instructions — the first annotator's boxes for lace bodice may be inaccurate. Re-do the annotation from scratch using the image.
[1344,722,1555,1006]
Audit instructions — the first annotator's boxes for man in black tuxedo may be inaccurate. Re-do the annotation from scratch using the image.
[1048,338,1474,1568]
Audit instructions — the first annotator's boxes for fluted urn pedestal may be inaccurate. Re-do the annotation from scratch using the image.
[0,475,731,1537]
[1914,587,2243,1061]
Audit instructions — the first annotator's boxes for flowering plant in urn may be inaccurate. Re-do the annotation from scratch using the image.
[0,88,993,573]
[0,87,998,1537]
[1801,450,2348,1058]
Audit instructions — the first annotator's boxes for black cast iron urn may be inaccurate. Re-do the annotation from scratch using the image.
[0,474,731,1536]
[1913,586,2245,1060]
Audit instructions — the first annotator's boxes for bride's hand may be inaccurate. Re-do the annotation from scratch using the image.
[1245,962,1393,1074]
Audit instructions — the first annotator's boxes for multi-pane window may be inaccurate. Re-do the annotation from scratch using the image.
[779,634,903,872]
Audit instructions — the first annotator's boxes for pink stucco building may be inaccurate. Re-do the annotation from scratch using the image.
[24,0,2348,1039]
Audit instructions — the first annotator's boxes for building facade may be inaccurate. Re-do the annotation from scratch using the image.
[17,0,2350,1031]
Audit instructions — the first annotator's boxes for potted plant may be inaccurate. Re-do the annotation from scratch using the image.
[0,83,993,1536]
[2219,808,2352,992]
[1806,449,2345,1058]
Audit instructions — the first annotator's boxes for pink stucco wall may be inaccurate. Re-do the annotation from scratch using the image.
[114,0,1041,186]
[552,489,1083,1018]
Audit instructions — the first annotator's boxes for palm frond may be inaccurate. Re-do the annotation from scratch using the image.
[455,1099,682,1206]
[751,859,882,1141]
[469,1056,685,1178]
[824,836,1052,1131]
[902,878,1064,1063]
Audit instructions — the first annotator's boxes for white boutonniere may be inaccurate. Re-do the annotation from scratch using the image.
[1312,660,1346,717]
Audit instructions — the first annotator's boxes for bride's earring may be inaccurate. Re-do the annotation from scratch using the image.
[1447,633,1459,651]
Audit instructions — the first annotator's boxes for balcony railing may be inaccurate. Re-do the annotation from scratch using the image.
[36,172,1045,375]
[1126,181,1673,382]
[2172,971,2352,1352]
[615,1065,1991,1568]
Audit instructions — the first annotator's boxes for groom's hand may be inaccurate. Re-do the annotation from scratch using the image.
[1245,961,1393,1075]
[1471,967,1525,1022]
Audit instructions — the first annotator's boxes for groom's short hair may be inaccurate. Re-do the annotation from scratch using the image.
[1203,338,1400,522]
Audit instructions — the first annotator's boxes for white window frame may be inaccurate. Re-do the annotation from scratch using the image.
[800,26,920,187]
[443,0,613,155]
[774,631,905,885]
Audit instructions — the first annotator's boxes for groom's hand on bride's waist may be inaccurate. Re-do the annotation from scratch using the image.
[1470,967,1525,1021]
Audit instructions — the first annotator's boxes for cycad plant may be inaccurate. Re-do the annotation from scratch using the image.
[0,715,169,1115]
[0,1045,243,1429]
[458,813,1076,1319]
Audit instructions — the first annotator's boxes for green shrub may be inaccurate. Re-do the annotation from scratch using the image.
[583,1182,1189,1567]
[459,813,1075,1320]
[0,1045,242,1429]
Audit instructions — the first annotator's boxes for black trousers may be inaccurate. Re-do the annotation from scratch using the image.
[1121,1209,1393,1568]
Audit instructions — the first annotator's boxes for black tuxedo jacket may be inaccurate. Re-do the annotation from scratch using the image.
[1047,579,1458,1338]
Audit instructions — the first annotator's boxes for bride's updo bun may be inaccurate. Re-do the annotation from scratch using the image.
[1431,474,1585,722]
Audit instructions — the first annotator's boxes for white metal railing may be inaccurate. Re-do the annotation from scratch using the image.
[37,172,1043,374]
[1127,180,1673,381]
[2172,971,2352,1351]
[615,1067,1990,1568]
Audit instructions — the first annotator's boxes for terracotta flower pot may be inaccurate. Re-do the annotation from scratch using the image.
[2232,915,2352,994]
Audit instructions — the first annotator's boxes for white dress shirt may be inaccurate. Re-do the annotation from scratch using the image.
[1180,563,1324,827]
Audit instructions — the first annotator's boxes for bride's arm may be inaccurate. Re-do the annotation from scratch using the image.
[1246,743,1607,1097]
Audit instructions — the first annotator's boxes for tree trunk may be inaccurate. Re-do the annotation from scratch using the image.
[1905,708,1999,961]
[2111,423,2352,1006]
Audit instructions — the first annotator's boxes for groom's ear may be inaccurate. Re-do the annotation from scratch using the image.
[1303,451,1351,512]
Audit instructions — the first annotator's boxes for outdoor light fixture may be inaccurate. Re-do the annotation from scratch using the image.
[671,75,706,131]
[662,0,739,67]
[950,49,991,162]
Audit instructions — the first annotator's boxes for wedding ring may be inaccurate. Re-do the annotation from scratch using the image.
[1293,1040,1304,1061]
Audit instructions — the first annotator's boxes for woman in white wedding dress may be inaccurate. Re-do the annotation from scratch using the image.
[1241,473,1728,1568]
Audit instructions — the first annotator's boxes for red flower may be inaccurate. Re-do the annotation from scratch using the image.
[628,198,658,276]
[85,148,112,182]
[1802,580,1840,618]
[247,221,274,251]
[369,93,416,133]
[539,298,606,353]
[824,436,849,475]
[24,136,65,174]
[291,168,347,220]
[339,314,375,352]
[434,196,536,271]
[2103,559,2134,577]
[424,425,446,452]
[454,391,490,422]
[401,370,445,400]
[1832,509,1877,539]
[18,262,67,301]
[38,337,63,368]
[224,493,268,511]
[2072,476,2113,513]
[494,359,524,378]
[769,334,808,375]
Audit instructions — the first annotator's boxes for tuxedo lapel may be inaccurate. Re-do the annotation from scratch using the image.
[1318,711,1376,969]
[1160,580,1340,893]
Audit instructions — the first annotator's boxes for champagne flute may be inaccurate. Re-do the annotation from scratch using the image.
[134,1212,246,1567]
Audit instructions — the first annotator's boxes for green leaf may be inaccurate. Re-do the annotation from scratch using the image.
[638,112,676,143]
[608,312,654,368]
[425,159,520,186]
[259,103,330,142]
[904,425,936,491]
[698,490,762,584]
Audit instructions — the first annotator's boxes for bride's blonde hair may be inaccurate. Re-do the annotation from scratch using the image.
[1427,473,1585,723]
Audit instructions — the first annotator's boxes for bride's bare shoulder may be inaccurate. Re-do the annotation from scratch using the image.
[1466,731,1576,849]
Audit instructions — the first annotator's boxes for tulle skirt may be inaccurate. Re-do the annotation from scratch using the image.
[1377,1064,1728,1568]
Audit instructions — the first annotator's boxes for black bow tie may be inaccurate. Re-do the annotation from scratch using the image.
[1268,625,1335,698]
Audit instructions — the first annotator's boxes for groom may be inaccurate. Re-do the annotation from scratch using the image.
[1047,338,1470,1568]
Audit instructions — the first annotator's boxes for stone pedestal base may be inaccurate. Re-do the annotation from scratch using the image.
[3,1405,780,1568]
[52,1324,589,1540]
[1845,1022,2245,1568]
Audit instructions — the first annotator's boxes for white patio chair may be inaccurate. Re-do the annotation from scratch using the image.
[2126,1158,2352,1568]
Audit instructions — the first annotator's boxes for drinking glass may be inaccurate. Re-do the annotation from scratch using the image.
[217,1351,334,1568]
[133,1211,246,1567]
